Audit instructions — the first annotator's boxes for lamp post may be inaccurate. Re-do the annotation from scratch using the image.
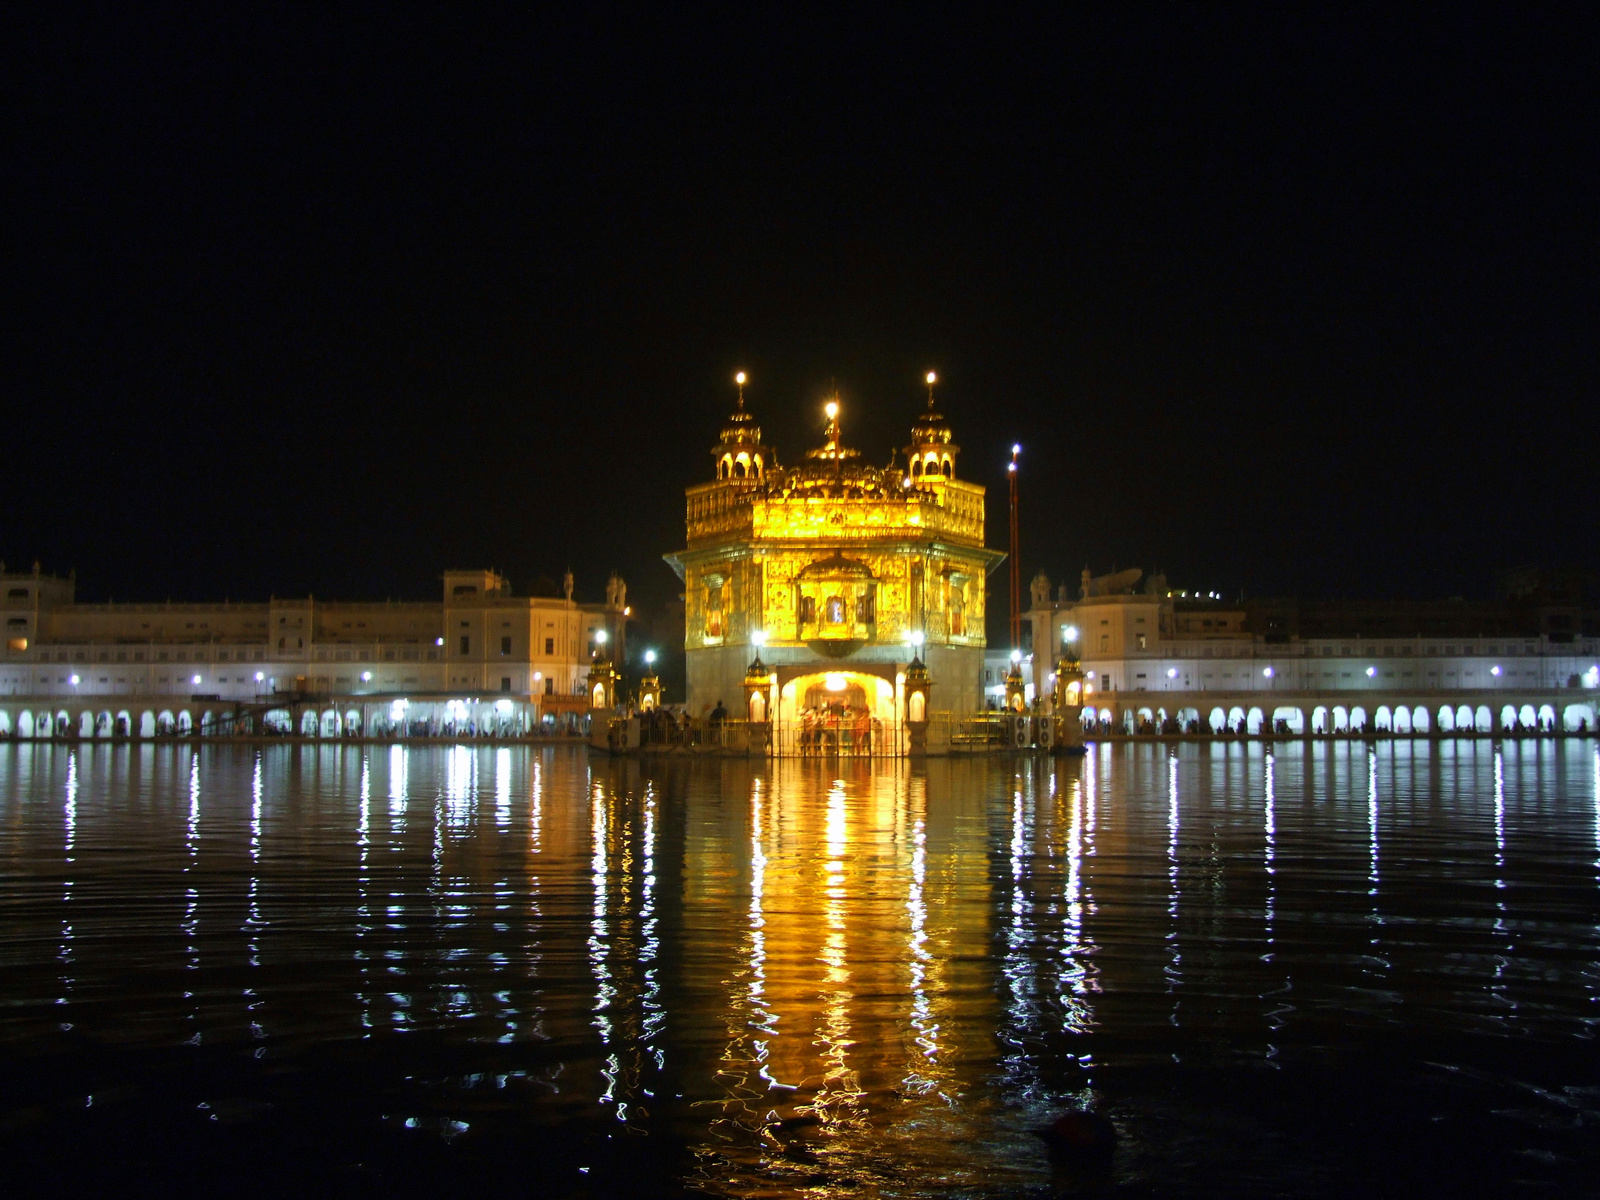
[743,630,772,755]
[904,629,931,753]
[586,628,617,711]
[1007,444,1021,656]
[639,649,661,711]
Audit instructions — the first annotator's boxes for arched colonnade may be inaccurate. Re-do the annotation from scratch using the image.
[1075,694,1597,738]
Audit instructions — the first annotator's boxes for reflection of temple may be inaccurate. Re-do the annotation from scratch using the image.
[664,383,1004,727]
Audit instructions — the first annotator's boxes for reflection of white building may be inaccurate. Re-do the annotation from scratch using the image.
[1,562,623,707]
[1019,567,1600,734]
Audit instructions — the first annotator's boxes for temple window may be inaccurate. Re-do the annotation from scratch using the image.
[911,459,922,476]
[706,583,724,637]
[799,595,815,625]
[855,592,876,624]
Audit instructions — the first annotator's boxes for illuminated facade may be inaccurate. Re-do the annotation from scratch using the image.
[665,385,1004,724]
[1022,566,1600,733]
[0,562,623,706]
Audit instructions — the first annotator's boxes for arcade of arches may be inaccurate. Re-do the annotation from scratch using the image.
[1076,693,1597,737]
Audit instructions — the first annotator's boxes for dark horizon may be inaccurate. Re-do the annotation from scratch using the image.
[6,6,1598,633]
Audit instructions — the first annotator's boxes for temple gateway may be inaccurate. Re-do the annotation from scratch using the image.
[664,381,1004,745]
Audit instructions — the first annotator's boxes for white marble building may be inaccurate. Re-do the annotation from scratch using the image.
[1,562,624,710]
[1009,567,1600,734]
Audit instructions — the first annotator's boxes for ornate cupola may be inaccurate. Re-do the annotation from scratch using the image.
[713,371,773,482]
[906,371,959,482]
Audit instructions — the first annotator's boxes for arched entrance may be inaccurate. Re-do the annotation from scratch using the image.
[778,669,899,757]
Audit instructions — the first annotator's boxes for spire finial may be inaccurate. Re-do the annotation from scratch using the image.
[925,370,937,410]
[823,393,841,449]
[734,370,747,411]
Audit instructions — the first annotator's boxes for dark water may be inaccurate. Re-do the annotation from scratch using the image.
[1,741,1598,1198]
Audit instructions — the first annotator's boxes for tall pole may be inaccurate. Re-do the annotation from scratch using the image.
[1007,444,1021,651]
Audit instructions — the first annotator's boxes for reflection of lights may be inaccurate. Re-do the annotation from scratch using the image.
[824,673,847,692]
[750,629,766,647]
[644,650,656,665]
[824,400,839,419]
[909,630,925,647]
[1010,648,1021,663]
[1062,625,1078,642]
[595,629,607,645]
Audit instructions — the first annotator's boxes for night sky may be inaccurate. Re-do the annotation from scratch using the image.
[6,6,1598,641]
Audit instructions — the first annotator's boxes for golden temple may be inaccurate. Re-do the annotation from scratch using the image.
[665,377,1004,727]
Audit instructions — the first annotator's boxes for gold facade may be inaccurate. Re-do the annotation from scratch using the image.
[666,387,1003,717]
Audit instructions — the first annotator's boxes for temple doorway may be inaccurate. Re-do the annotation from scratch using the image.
[777,669,901,757]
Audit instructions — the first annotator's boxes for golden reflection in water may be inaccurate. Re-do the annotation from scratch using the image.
[816,776,865,1126]
[903,769,947,1093]
[590,772,651,1124]
[675,759,1040,1194]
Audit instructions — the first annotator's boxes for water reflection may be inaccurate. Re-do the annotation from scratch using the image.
[57,751,76,1026]
[1,742,1598,1197]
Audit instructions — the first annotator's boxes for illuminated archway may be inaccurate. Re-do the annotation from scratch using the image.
[779,670,897,723]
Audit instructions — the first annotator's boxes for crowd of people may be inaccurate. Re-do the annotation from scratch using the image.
[797,702,878,754]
